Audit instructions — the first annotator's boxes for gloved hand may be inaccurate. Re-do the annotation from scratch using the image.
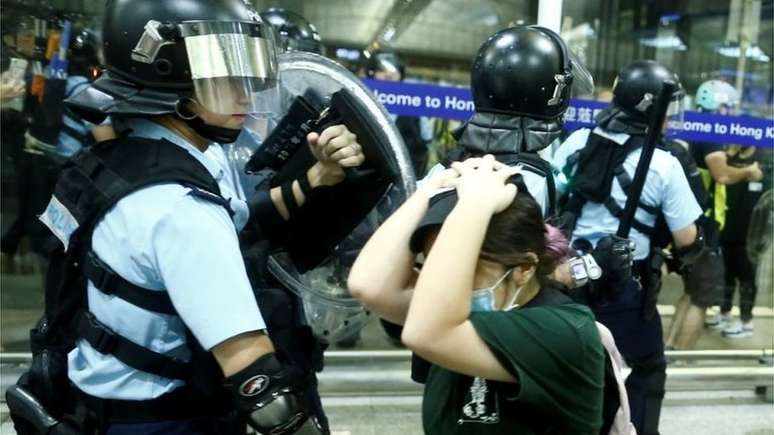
[592,235,635,287]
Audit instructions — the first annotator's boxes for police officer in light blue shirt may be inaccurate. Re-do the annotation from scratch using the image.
[55,30,102,159]
[554,127,702,261]
[67,117,260,400]
[553,60,703,435]
[30,1,365,434]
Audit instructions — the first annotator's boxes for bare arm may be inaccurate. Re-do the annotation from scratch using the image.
[212,331,275,377]
[348,167,460,324]
[269,163,335,220]
[705,151,761,185]
[402,157,518,383]
[401,199,516,382]
[347,192,428,325]
[270,125,365,220]
[672,223,697,249]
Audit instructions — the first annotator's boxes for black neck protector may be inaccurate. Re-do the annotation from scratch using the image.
[453,111,563,155]
[595,106,648,135]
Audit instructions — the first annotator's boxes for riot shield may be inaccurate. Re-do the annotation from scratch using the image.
[235,51,415,343]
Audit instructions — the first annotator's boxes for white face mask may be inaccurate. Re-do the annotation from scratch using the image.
[470,269,519,312]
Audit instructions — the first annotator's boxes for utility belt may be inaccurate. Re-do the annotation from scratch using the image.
[587,250,663,320]
[7,367,231,435]
[76,385,224,427]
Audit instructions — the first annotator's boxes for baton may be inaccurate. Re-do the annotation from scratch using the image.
[616,81,678,238]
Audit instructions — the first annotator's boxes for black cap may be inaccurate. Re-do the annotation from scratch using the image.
[69,29,100,76]
[409,172,535,253]
[410,189,458,253]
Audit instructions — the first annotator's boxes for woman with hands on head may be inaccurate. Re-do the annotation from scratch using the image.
[349,155,606,434]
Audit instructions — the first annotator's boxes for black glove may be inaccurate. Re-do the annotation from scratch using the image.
[592,235,635,288]
[224,353,320,435]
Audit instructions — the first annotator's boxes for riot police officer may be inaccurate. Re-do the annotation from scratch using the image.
[422,26,608,290]
[11,1,364,434]
[423,25,594,216]
[406,24,622,381]
[553,60,704,435]
[259,7,323,55]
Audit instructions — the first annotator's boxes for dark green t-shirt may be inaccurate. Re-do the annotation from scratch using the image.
[421,302,605,435]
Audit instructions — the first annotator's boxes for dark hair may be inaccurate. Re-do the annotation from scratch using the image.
[480,191,567,277]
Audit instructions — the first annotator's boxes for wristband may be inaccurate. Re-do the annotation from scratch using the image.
[298,171,314,197]
[281,182,300,216]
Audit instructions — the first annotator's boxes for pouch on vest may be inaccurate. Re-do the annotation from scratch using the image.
[570,133,645,203]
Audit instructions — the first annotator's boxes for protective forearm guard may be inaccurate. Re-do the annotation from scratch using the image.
[667,226,706,275]
[224,353,322,435]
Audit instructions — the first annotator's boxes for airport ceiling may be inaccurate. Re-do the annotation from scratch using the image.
[3,0,772,63]
[253,0,535,59]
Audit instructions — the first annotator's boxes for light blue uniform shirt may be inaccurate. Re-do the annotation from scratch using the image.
[65,119,265,400]
[552,128,702,260]
[56,76,92,158]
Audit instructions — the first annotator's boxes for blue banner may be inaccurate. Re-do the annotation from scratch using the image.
[363,79,774,148]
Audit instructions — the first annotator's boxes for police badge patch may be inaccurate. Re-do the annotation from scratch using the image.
[39,195,80,251]
[458,377,500,425]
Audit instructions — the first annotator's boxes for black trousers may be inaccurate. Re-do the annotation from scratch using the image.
[591,279,666,435]
[721,241,757,322]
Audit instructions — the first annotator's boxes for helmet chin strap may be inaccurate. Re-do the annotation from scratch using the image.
[184,116,242,144]
[176,99,242,144]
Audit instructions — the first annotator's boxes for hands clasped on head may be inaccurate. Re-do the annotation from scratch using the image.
[421,155,518,214]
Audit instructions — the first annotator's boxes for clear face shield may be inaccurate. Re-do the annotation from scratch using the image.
[177,21,280,115]
[568,50,595,99]
[220,79,297,195]
[665,88,687,133]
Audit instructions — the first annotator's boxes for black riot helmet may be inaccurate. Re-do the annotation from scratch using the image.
[611,60,684,121]
[471,26,591,120]
[68,29,101,78]
[259,7,322,54]
[365,51,405,81]
[67,0,279,126]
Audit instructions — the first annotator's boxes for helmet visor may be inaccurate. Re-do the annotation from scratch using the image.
[569,50,594,98]
[665,97,687,133]
[180,21,279,114]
